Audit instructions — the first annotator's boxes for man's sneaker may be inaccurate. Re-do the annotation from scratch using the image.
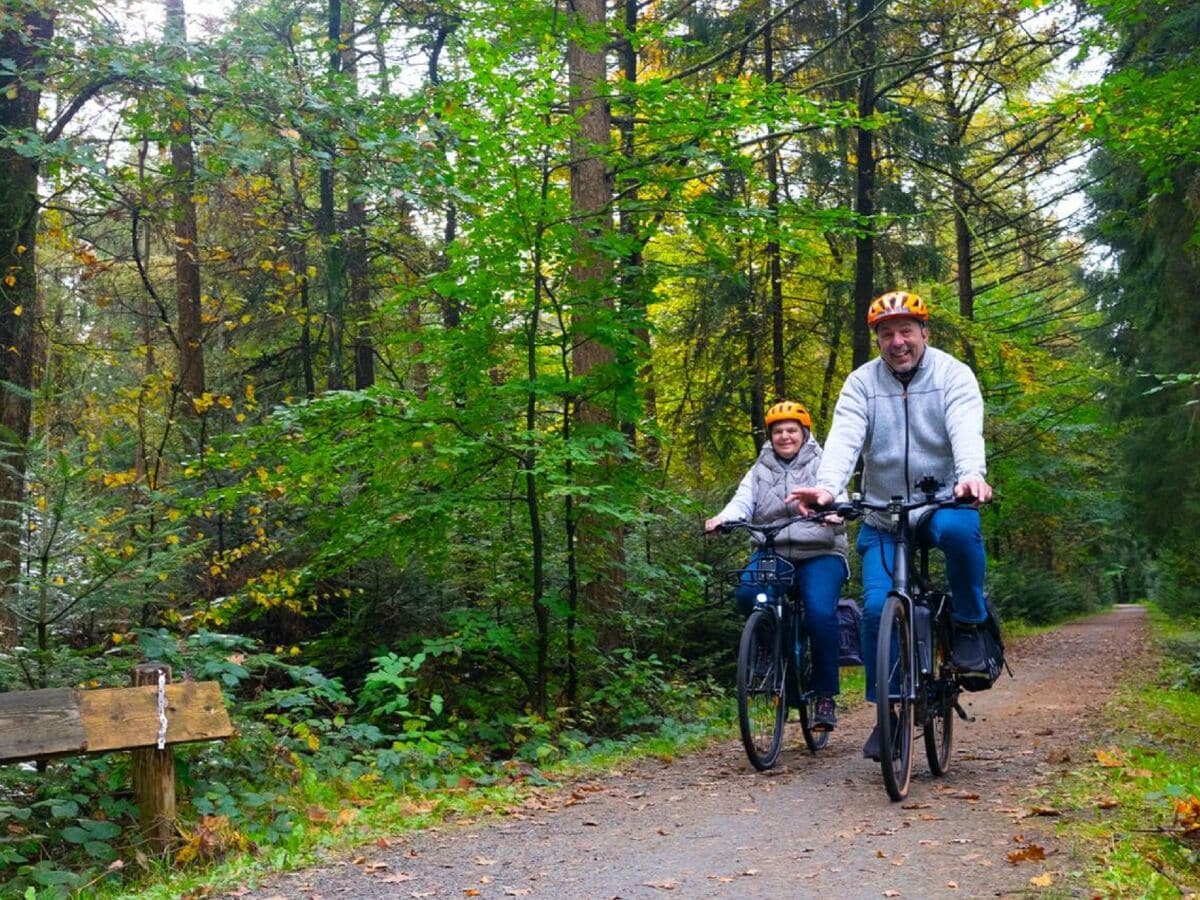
[813,696,836,732]
[862,711,900,761]
[951,624,987,673]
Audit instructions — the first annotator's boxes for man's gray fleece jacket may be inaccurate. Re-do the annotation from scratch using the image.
[816,345,987,531]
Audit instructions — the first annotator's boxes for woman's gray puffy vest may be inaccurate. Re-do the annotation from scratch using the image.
[750,438,848,560]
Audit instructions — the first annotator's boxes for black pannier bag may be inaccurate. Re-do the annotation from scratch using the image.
[958,595,1008,692]
[837,597,863,666]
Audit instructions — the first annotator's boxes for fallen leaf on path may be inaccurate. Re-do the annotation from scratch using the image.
[643,880,679,890]
[1028,806,1060,816]
[901,802,931,809]
[1096,798,1119,809]
[362,860,389,871]
[882,891,900,897]
[503,889,531,896]
[464,890,481,897]
[378,873,414,884]
[1008,845,1046,864]
[1095,748,1124,767]
[876,850,887,858]
[474,856,496,866]
[741,869,758,876]
[1030,873,1054,887]
[1124,768,1154,778]
[947,882,958,889]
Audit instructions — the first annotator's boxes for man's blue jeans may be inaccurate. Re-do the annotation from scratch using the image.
[734,552,847,696]
[858,508,986,702]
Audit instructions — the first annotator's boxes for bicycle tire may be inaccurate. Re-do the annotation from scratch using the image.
[877,594,914,801]
[795,632,830,753]
[923,616,955,776]
[737,608,787,770]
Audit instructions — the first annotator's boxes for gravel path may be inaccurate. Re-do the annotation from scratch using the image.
[231,606,1148,900]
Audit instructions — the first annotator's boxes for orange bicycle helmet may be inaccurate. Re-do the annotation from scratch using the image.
[867,290,930,327]
[764,400,812,430]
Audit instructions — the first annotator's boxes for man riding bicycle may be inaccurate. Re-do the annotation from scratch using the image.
[787,291,993,760]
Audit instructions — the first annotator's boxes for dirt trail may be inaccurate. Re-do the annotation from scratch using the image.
[235,606,1148,900]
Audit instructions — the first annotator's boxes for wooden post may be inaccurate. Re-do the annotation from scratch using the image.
[131,663,176,854]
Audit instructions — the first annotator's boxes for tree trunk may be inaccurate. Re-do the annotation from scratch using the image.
[0,8,55,646]
[342,0,374,390]
[321,0,346,391]
[164,0,206,415]
[764,19,786,399]
[567,0,623,650]
[618,0,659,463]
[852,0,878,368]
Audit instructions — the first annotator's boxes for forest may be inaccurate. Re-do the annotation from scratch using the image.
[0,0,1198,893]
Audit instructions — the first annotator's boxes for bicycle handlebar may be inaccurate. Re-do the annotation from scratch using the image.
[714,514,823,539]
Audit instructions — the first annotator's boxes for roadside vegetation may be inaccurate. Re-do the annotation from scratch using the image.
[1037,608,1200,897]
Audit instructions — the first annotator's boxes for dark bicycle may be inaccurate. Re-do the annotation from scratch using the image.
[717,517,830,771]
[830,476,978,801]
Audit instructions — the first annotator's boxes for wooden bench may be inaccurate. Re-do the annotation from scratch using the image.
[0,664,235,852]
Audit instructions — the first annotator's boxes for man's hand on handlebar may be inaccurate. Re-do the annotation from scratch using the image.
[953,476,993,505]
[785,486,834,516]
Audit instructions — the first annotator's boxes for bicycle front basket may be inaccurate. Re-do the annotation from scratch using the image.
[725,554,796,588]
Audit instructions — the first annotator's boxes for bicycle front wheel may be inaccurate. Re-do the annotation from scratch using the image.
[877,594,914,801]
[737,608,787,770]
[923,620,955,776]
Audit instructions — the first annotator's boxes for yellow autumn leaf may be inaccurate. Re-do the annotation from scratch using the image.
[1029,873,1053,887]
[12,305,21,316]
[1094,748,1124,767]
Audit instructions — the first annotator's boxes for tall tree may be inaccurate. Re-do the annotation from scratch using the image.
[164,0,207,416]
[567,0,624,648]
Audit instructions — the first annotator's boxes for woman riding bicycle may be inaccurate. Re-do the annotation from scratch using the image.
[705,400,849,732]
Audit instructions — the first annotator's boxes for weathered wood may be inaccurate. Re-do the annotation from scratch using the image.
[0,681,234,764]
[76,681,234,753]
[131,664,175,854]
[0,688,87,762]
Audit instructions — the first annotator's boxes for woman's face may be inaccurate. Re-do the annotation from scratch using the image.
[769,420,806,458]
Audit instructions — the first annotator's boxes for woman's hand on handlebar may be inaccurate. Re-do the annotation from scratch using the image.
[953,476,993,505]
[704,514,726,533]
[785,486,834,516]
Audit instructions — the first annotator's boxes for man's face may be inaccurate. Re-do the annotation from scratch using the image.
[875,317,928,375]
[769,420,806,458]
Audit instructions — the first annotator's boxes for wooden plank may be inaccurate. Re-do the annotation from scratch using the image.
[76,681,235,753]
[0,688,87,763]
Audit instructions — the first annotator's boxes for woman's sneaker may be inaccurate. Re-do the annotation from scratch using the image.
[813,696,837,731]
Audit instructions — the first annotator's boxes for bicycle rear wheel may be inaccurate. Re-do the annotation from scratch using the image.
[795,634,830,753]
[737,608,787,770]
[877,594,914,801]
[923,619,955,776]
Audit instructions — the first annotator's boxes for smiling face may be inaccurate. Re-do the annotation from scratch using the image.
[875,316,929,375]
[768,420,806,459]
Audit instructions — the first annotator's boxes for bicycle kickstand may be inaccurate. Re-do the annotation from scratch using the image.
[953,700,975,722]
